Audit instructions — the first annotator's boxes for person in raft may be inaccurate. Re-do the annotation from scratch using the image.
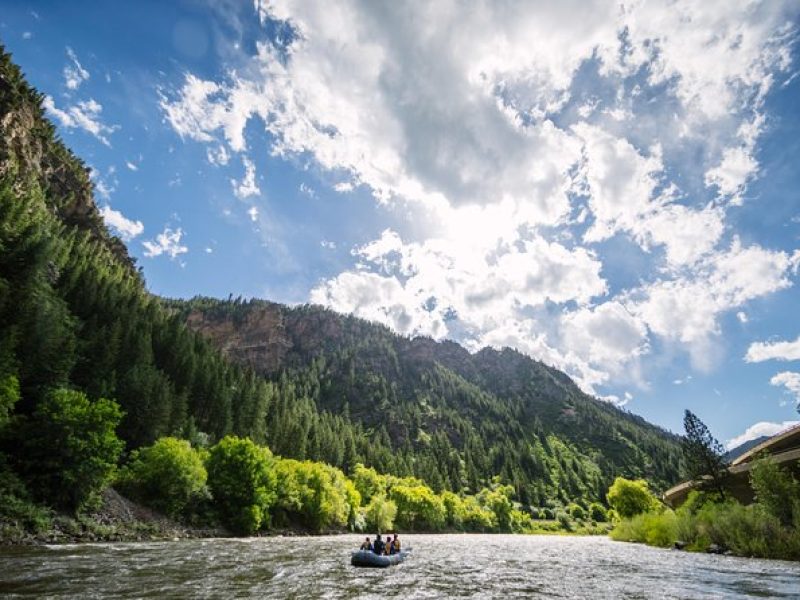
[372,534,385,555]
[390,533,400,554]
[360,537,372,551]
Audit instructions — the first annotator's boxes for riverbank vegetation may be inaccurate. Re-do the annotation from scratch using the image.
[609,460,800,560]
[608,412,800,561]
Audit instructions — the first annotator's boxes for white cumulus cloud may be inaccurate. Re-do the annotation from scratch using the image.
[158,0,800,396]
[770,371,800,402]
[745,336,800,363]
[98,205,144,241]
[142,227,188,259]
[726,420,800,450]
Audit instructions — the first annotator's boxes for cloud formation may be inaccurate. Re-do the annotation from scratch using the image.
[232,156,260,198]
[43,96,117,146]
[745,336,800,363]
[143,227,188,259]
[159,0,800,395]
[64,47,89,90]
[726,420,800,450]
[99,205,144,241]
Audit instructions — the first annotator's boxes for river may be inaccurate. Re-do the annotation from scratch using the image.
[1,534,798,598]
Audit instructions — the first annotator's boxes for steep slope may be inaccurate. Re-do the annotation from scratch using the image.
[175,297,683,504]
[0,47,397,492]
[0,45,680,511]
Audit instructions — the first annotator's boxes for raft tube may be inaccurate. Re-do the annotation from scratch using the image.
[351,549,409,568]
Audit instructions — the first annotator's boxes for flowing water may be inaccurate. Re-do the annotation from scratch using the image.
[1,534,798,599]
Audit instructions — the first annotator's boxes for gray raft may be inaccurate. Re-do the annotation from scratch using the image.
[350,549,410,568]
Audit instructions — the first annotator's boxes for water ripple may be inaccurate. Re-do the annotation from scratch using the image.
[1,534,798,599]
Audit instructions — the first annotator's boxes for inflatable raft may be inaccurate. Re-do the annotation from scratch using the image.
[351,549,409,568]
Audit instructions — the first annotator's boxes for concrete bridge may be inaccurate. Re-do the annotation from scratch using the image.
[664,423,800,507]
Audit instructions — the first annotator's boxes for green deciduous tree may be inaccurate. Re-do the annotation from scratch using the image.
[274,458,360,531]
[363,493,397,532]
[606,477,660,519]
[750,456,800,528]
[588,502,608,522]
[206,436,276,534]
[117,436,207,518]
[18,388,123,511]
[390,484,446,530]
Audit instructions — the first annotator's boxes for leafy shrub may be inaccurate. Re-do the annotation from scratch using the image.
[206,436,276,534]
[0,460,52,533]
[116,437,207,518]
[749,457,800,527]
[610,511,676,546]
[461,495,496,531]
[440,490,464,529]
[390,484,446,530]
[588,502,607,522]
[18,388,123,511]
[612,498,800,560]
[568,503,585,520]
[606,477,660,519]
[274,459,359,531]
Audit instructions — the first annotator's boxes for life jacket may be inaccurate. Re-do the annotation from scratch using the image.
[392,538,401,552]
[373,539,384,554]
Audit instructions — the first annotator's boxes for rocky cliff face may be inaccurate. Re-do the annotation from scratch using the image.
[0,48,133,268]
[184,304,291,374]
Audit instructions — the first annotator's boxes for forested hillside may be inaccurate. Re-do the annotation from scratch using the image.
[171,297,683,505]
[0,45,680,528]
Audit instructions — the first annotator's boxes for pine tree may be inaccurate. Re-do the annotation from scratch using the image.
[682,409,729,500]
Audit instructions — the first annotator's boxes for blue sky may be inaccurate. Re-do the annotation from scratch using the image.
[3,1,800,447]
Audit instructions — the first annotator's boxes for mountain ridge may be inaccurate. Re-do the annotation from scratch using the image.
[1,45,681,513]
[172,296,683,504]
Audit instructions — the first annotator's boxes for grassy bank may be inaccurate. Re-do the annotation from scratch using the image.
[610,459,800,561]
[611,500,800,560]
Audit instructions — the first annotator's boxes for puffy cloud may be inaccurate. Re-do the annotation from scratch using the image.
[232,156,260,198]
[561,302,649,382]
[574,124,724,267]
[98,205,144,241]
[159,0,799,395]
[726,420,800,451]
[142,227,188,259]
[770,372,800,402]
[64,47,89,90]
[704,146,759,204]
[745,336,800,363]
[247,206,259,222]
[627,239,796,370]
[43,96,117,146]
